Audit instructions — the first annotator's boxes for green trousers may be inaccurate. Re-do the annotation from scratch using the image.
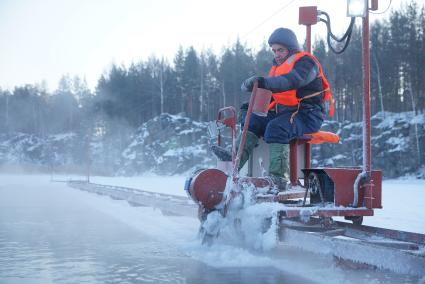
[269,143,289,178]
[237,132,288,178]
[237,131,259,170]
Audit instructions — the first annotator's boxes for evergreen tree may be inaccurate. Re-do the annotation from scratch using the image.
[52,79,80,133]
[174,46,185,114]
[182,46,201,119]
[3,0,424,142]
[255,41,273,76]
[219,39,255,110]
[203,50,221,121]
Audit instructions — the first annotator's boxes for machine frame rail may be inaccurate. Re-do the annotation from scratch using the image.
[278,218,425,276]
[67,181,197,217]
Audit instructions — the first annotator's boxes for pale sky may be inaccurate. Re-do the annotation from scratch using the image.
[0,0,415,91]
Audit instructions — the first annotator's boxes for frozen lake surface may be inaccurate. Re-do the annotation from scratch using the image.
[0,174,423,284]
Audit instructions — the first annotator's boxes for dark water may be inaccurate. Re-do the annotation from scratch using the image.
[0,176,315,284]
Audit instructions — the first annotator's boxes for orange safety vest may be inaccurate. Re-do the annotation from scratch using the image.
[268,52,334,117]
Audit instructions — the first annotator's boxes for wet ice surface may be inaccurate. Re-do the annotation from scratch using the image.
[0,175,313,284]
[0,175,423,284]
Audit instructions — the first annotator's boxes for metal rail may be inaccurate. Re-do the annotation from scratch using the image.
[67,181,197,217]
[279,218,425,276]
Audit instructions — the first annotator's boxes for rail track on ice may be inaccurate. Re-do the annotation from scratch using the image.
[67,181,425,277]
[67,180,197,217]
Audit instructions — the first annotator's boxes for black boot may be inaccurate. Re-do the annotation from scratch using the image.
[211,145,232,161]
[211,131,259,165]
[269,175,288,191]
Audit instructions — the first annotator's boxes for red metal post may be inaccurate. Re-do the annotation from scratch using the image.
[291,6,316,186]
[371,0,379,11]
[233,82,258,180]
[289,141,298,185]
[362,9,373,208]
[362,12,371,175]
[304,24,312,172]
[217,107,237,160]
[306,25,311,52]
[305,142,311,169]
[217,112,222,147]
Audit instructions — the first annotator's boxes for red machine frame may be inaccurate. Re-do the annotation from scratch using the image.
[213,4,382,221]
[188,3,383,224]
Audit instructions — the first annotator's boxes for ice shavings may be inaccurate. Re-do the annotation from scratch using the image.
[237,202,282,251]
[201,211,224,237]
[188,243,275,268]
[201,178,288,251]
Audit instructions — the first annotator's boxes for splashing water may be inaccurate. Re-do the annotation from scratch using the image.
[199,178,286,251]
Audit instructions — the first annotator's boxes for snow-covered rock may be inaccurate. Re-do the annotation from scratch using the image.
[0,111,423,178]
[0,132,80,168]
[117,113,214,175]
[312,111,425,178]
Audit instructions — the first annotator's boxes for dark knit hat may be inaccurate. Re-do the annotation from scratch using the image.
[268,28,300,53]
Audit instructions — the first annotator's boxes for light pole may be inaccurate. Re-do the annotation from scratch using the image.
[347,0,379,208]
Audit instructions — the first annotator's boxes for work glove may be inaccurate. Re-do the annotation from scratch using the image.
[241,76,265,92]
[240,102,249,111]
[238,102,249,125]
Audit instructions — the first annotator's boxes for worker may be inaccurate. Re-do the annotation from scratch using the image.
[212,27,333,190]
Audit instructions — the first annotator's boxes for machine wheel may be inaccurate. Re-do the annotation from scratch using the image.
[345,216,363,225]
[307,172,325,205]
[320,217,334,228]
[352,216,363,225]
[307,172,321,195]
